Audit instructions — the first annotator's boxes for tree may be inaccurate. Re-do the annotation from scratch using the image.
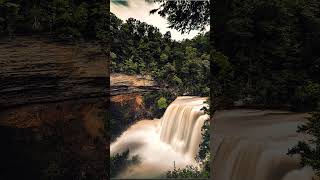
[0,0,109,40]
[288,112,320,176]
[151,0,209,34]
[196,118,210,178]
[212,0,320,109]
[110,12,210,96]
[157,97,168,109]
[0,1,20,37]
[167,165,202,178]
[110,150,141,178]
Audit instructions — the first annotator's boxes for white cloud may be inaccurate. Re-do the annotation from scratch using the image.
[110,0,203,41]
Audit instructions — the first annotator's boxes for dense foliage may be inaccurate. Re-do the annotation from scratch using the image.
[143,91,176,118]
[288,112,320,176]
[0,0,108,41]
[110,150,140,178]
[156,0,320,111]
[213,0,320,110]
[167,165,203,178]
[110,12,210,97]
[151,0,209,34]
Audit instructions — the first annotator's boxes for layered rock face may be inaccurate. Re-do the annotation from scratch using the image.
[110,73,159,96]
[109,72,164,139]
[0,35,107,108]
[0,36,107,179]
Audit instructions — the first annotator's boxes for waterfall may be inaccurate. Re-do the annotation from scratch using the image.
[212,110,316,180]
[158,96,209,158]
[110,96,209,178]
[213,137,315,180]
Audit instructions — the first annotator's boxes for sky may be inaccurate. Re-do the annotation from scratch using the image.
[110,0,205,41]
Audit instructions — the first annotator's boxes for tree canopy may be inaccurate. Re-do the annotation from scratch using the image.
[110,12,210,96]
[150,0,209,34]
[0,0,108,41]
[153,0,320,110]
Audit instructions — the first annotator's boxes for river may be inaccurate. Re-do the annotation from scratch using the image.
[212,109,315,180]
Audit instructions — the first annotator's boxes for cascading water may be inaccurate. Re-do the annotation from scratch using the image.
[110,96,209,178]
[159,96,209,158]
[212,109,316,180]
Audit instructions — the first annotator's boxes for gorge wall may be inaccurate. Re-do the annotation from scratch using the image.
[0,35,107,179]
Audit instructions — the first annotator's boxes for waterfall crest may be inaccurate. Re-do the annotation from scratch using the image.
[159,96,209,158]
[110,96,208,178]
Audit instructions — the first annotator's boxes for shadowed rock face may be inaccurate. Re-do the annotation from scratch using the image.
[109,72,161,141]
[0,35,108,179]
[0,35,107,109]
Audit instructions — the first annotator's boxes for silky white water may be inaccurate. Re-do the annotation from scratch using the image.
[110,96,209,178]
[212,109,316,180]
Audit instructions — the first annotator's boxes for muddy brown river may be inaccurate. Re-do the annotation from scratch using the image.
[212,109,316,180]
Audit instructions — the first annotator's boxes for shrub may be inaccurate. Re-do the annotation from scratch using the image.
[292,82,320,111]
[110,150,141,178]
[157,97,168,110]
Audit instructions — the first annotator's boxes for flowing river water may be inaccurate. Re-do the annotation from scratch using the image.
[212,109,316,180]
[111,98,317,179]
[110,96,209,178]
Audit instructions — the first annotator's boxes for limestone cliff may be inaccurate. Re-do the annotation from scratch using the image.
[0,35,107,179]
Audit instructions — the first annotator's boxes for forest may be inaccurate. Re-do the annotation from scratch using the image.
[212,0,320,111]
[0,0,108,42]
[110,12,210,97]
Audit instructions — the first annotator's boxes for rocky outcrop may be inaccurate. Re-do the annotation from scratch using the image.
[0,35,107,179]
[0,35,107,109]
[110,73,160,96]
[109,73,160,141]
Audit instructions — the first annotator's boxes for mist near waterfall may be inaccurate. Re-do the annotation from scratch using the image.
[110,96,209,178]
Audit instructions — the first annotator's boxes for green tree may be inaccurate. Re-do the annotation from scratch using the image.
[0,1,20,37]
[157,97,168,110]
[151,0,209,33]
[167,165,202,178]
[288,112,320,176]
[110,150,141,178]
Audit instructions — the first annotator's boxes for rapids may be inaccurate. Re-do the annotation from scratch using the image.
[110,96,209,178]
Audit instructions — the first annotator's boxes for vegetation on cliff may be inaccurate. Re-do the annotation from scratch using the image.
[110,12,210,97]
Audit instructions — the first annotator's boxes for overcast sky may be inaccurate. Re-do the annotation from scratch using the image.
[110,0,204,41]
